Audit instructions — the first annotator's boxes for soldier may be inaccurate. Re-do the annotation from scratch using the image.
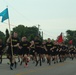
[34,36,42,66]
[45,38,54,65]
[7,32,19,70]
[0,39,4,64]
[29,41,36,63]
[19,36,30,67]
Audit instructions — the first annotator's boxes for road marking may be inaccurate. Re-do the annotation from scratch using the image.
[16,62,67,75]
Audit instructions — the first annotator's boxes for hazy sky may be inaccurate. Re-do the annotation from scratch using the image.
[0,0,76,39]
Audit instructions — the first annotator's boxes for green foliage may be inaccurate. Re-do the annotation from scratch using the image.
[65,30,76,46]
[0,31,5,43]
[12,25,42,41]
[5,29,9,42]
[12,25,26,39]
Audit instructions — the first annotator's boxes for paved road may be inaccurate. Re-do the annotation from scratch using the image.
[0,58,76,75]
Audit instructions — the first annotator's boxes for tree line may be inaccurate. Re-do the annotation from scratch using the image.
[1,25,42,43]
[0,25,76,46]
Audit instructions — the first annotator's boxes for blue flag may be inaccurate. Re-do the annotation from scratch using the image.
[0,8,9,22]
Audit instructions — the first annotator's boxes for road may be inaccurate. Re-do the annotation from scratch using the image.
[0,58,76,75]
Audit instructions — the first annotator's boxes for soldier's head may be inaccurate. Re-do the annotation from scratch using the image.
[47,38,51,42]
[13,32,18,38]
[22,36,27,42]
[35,36,39,40]
[30,40,34,45]
[42,40,46,44]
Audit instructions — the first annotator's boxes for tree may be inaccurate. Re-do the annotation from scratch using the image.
[0,31,5,43]
[12,25,42,41]
[12,25,26,39]
[65,30,76,46]
[5,29,9,42]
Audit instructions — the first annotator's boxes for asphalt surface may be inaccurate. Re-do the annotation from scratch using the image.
[0,58,76,75]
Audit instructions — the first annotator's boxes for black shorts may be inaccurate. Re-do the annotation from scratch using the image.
[7,47,12,56]
[25,49,30,55]
[52,51,58,56]
[0,51,2,55]
[13,47,19,55]
[56,51,59,55]
[47,50,51,55]
[35,47,42,54]
[59,51,62,55]
[30,49,35,56]
[70,52,74,55]
[66,52,69,54]
[18,49,23,55]
[51,52,55,56]
[40,48,46,54]
[42,49,46,54]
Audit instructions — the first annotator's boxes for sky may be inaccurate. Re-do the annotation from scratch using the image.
[0,0,76,39]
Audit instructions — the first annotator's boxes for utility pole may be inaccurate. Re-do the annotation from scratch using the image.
[38,24,40,36]
[42,31,43,40]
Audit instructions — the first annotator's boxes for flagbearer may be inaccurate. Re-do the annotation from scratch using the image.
[7,32,19,70]
[7,35,13,70]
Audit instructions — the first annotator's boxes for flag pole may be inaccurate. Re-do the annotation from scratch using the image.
[7,6,13,59]
[0,6,14,58]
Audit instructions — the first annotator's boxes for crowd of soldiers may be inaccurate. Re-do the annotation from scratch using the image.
[0,32,76,70]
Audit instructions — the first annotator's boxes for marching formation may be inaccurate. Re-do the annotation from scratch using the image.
[0,32,76,70]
